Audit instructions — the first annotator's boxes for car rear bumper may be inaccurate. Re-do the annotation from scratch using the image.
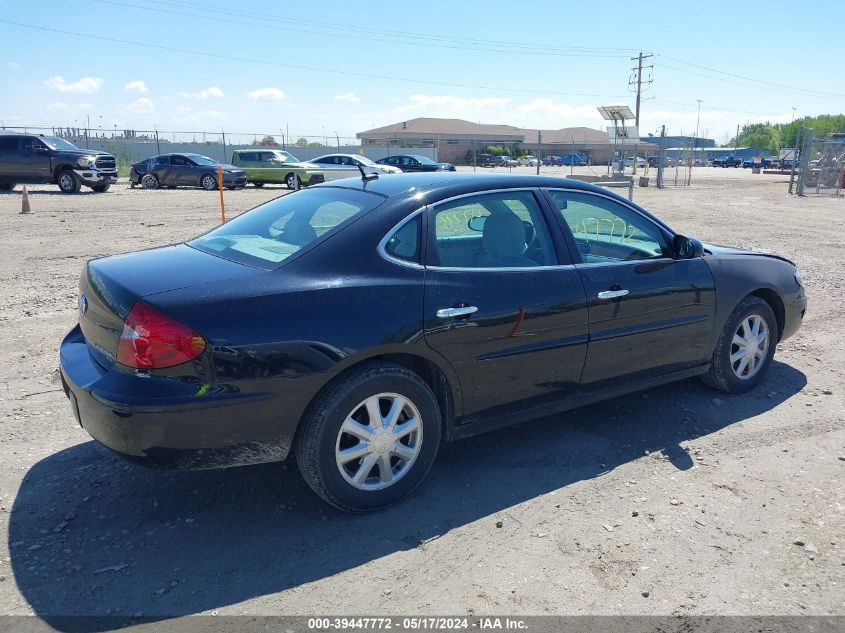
[59,325,294,469]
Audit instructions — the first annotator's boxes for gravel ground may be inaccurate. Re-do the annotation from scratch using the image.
[0,168,842,623]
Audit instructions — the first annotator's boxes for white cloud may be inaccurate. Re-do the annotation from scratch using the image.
[640,108,795,142]
[7,61,18,69]
[247,87,286,101]
[333,92,360,103]
[48,101,93,112]
[43,76,103,94]
[123,80,148,93]
[177,86,225,100]
[125,98,155,112]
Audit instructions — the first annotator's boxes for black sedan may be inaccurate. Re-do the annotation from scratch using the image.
[130,153,247,190]
[60,173,806,511]
[375,154,456,172]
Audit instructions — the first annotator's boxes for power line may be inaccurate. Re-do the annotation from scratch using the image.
[654,59,845,100]
[89,0,634,58]
[132,0,639,56]
[0,19,630,99]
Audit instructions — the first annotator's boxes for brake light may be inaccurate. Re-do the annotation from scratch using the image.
[116,302,206,369]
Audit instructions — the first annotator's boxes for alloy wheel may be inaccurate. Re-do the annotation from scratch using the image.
[335,393,423,491]
[730,314,770,379]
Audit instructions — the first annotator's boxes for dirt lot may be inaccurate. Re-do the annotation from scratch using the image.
[0,168,842,623]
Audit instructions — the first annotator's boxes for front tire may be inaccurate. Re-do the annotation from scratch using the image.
[57,170,81,194]
[200,174,218,191]
[296,363,441,512]
[702,296,777,393]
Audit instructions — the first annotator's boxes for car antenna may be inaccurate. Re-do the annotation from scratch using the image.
[357,164,379,182]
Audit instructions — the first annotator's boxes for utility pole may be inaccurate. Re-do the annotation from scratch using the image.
[629,51,653,128]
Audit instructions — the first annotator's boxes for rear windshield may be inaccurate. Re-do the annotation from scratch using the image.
[189,187,385,269]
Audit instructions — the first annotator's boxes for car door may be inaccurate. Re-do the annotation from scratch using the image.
[170,154,193,185]
[19,137,51,181]
[544,188,716,391]
[422,188,589,423]
[153,155,172,184]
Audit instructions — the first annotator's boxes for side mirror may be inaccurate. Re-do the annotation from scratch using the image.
[468,216,486,232]
[673,234,704,259]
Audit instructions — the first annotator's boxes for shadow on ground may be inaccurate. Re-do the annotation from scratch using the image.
[9,362,806,629]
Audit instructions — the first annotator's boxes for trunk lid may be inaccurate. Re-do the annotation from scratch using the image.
[78,244,261,367]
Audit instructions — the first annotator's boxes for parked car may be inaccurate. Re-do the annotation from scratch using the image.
[518,155,539,167]
[476,153,500,168]
[230,149,325,189]
[742,157,775,169]
[498,157,519,167]
[623,156,647,168]
[543,155,564,166]
[0,133,117,193]
[712,155,742,168]
[60,172,806,511]
[376,154,456,172]
[310,153,402,175]
[560,154,587,166]
[130,154,246,190]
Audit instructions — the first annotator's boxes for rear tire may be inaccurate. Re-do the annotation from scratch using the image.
[296,363,441,512]
[141,174,159,189]
[702,296,777,393]
[285,173,301,190]
[57,170,81,194]
[252,182,265,188]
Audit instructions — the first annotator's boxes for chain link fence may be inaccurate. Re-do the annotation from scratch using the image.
[789,128,845,197]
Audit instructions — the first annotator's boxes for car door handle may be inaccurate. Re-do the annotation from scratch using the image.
[436,306,478,318]
[597,289,629,300]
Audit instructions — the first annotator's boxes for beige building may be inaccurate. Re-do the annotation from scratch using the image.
[357,117,656,165]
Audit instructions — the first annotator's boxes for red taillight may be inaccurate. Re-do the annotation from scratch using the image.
[116,302,206,369]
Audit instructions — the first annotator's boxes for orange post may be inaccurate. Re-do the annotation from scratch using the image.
[216,165,226,223]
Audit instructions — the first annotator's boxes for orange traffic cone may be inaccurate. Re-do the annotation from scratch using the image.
[20,185,31,214]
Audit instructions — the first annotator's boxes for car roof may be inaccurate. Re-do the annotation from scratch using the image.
[315,171,630,201]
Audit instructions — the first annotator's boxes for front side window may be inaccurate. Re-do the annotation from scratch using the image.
[41,136,78,151]
[170,155,189,166]
[546,190,670,263]
[430,191,555,268]
[190,187,385,269]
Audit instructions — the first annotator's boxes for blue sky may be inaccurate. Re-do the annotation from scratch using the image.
[1,0,842,143]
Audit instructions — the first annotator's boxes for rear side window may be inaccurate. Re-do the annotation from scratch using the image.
[430,191,556,268]
[384,214,421,264]
[0,137,18,151]
[190,187,385,269]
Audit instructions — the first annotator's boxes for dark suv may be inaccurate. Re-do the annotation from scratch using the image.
[0,134,118,193]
